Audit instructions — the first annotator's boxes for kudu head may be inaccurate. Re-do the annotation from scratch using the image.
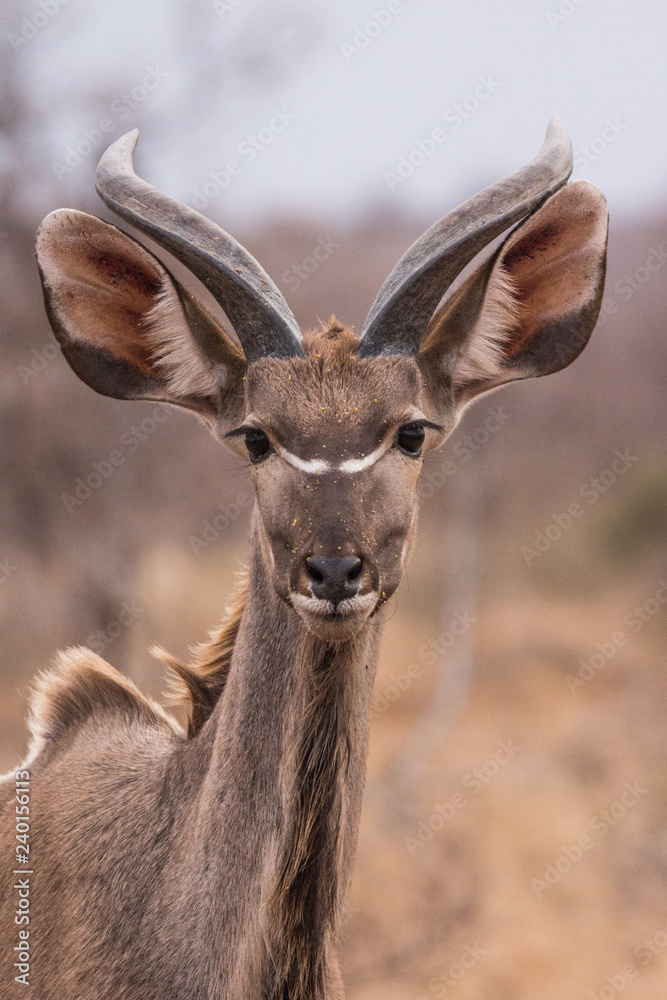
[35,122,608,641]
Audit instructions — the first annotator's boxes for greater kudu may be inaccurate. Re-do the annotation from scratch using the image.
[0,120,608,999]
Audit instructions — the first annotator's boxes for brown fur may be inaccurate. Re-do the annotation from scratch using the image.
[156,567,249,737]
[265,638,356,998]
[28,646,179,757]
[249,319,421,457]
[0,164,609,999]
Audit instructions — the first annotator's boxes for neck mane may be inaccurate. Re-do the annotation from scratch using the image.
[162,511,381,999]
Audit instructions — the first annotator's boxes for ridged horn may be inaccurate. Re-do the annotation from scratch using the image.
[358,118,573,357]
[95,130,304,363]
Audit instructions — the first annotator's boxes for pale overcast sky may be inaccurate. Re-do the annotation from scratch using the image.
[8,0,667,225]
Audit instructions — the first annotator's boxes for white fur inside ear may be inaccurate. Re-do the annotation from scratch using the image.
[451,263,522,392]
[142,284,220,399]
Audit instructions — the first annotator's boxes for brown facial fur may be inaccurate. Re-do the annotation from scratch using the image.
[241,324,428,637]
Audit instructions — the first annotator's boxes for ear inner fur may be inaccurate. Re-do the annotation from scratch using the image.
[419,179,608,404]
[35,209,246,419]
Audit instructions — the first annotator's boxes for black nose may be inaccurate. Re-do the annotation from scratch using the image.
[305,556,363,605]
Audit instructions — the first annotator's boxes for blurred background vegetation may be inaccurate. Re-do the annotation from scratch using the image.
[1,1,666,997]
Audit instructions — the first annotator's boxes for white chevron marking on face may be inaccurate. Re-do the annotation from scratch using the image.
[276,445,331,474]
[338,443,387,473]
[252,409,429,475]
[276,442,389,475]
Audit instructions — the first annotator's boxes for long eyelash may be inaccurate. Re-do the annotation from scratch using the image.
[224,424,258,439]
[226,419,442,441]
[397,419,443,434]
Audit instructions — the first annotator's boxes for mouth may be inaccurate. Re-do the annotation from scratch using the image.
[290,591,378,640]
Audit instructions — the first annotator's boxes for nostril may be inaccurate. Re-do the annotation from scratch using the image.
[305,555,364,604]
[345,557,363,583]
[305,558,325,584]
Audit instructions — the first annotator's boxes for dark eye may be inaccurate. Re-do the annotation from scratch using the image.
[396,422,425,457]
[245,429,271,463]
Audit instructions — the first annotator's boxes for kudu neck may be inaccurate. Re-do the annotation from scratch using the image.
[207,511,381,997]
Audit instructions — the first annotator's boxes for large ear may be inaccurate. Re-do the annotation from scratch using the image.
[418,179,608,417]
[35,209,246,430]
